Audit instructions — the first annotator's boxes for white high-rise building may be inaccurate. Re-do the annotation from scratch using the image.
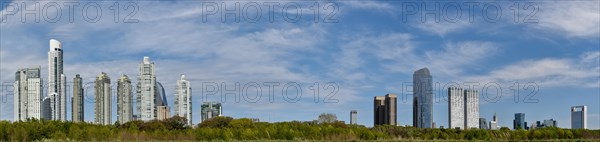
[464,90,479,129]
[137,56,157,121]
[14,67,43,121]
[117,74,133,123]
[448,87,464,129]
[95,72,111,125]
[489,113,499,130]
[48,39,66,121]
[174,74,192,125]
[571,106,587,129]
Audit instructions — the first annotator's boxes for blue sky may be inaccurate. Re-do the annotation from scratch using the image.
[0,0,598,129]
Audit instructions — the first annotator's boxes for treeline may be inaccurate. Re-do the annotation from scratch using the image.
[0,116,599,141]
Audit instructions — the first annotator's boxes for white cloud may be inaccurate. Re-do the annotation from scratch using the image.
[467,51,600,88]
[535,1,600,38]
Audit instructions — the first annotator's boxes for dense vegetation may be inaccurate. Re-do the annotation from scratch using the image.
[1,116,599,141]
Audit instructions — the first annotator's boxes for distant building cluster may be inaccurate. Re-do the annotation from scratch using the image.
[369,68,589,130]
[12,39,212,126]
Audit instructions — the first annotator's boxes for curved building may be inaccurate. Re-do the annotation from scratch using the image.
[413,68,433,128]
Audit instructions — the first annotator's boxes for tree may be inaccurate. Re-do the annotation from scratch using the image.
[318,113,338,124]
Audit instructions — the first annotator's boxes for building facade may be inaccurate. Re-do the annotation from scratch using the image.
[14,67,43,121]
[95,72,111,125]
[117,75,133,123]
[374,94,397,126]
[571,106,587,129]
[489,113,499,130]
[48,39,66,121]
[514,113,527,130]
[464,90,479,129]
[72,74,84,122]
[201,102,222,122]
[175,74,192,125]
[157,106,170,120]
[413,68,433,128]
[448,87,464,129]
[137,56,157,121]
[479,118,488,129]
[350,110,357,125]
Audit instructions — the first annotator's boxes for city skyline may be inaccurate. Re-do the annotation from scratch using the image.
[0,1,598,129]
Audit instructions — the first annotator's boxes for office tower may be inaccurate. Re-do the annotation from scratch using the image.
[373,94,397,126]
[489,113,499,130]
[48,39,66,121]
[571,106,587,129]
[48,93,59,120]
[479,118,488,129]
[201,102,222,122]
[117,75,133,123]
[14,67,43,121]
[413,68,433,128]
[137,56,157,121]
[374,96,385,125]
[448,87,464,129]
[175,74,192,125]
[42,97,51,120]
[350,110,357,125]
[157,106,170,120]
[513,113,527,130]
[464,90,479,129]
[94,72,111,125]
[72,74,84,122]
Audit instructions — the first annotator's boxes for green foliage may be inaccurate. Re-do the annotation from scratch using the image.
[0,118,599,141]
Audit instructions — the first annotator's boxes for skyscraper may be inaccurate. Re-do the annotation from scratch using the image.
[95,72,111,125]
[14,67,43,121]
[464,90,479,129]
[373,94,397,126]
[413,68,432,128]
[448,87,464,129]
[72,74,84,122]
[489,113,499,130]
[571,106,587,129]
[48,39,66,121]
[117,74,133,123]
[350,110,357,125]
[374,96,385,126]
[513,113,527,130]
[137,56,157,121]
[175,74,192,125]
[42,97,51,120]
[157,106,170,120]
[201,102,222,122]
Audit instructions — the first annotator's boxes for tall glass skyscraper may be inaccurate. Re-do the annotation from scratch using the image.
[175,74,192,125]
[95,72,111,125]
[513,113,527,129]
[117,74,133,123]
[413,68,432,128]
[571,106,587,129]
[137,56,157,121]
[14,67,43,121]
[72,74,84,122]
[48,39,66,121]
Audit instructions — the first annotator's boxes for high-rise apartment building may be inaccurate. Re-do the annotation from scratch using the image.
[413,68,433,128]
[48,39,66,121]
[571,106,587,129]
[95,72,111,125]
[137,56,157,121]
[14,67,43,121]
[72,74,84,122]
[464,90,479,129]
[117,74,133,123]
[175,74,192,125]
[350,110,357,125]
[373,94,397,126]
[448,87,464,129]
[201,102,222,122]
